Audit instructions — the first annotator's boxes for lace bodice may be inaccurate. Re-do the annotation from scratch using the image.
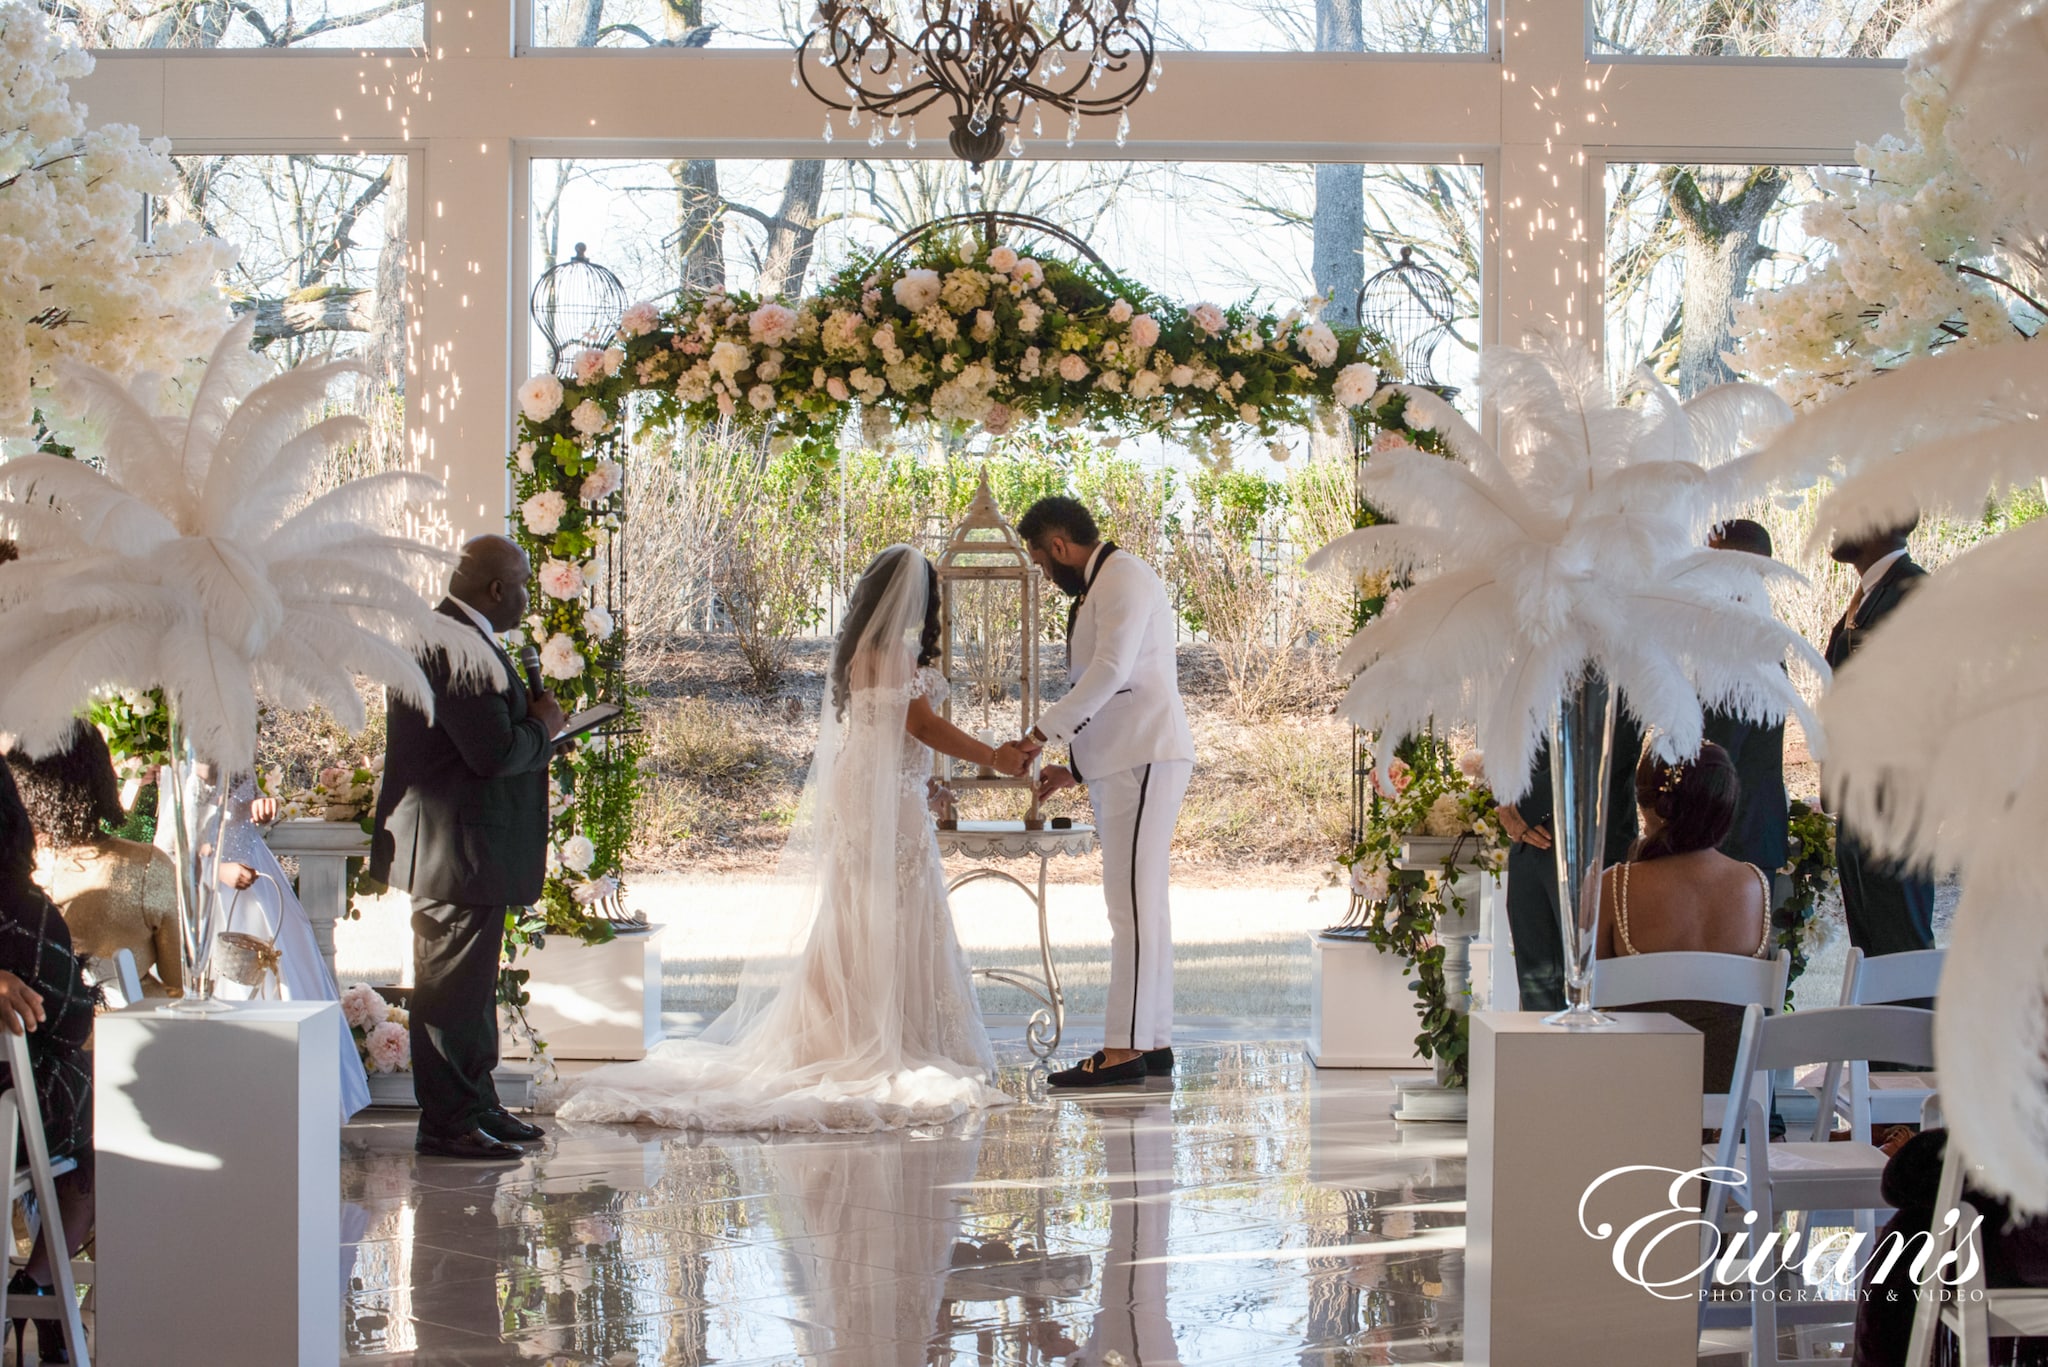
[902,666,949,794]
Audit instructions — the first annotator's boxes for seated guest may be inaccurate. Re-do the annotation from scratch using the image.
[1853,1129,2048,1367]
[1596,743,1772,1092]
[0,760,97,1363]
[8,725,181,998]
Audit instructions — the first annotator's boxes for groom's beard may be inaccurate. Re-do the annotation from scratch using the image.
[1045,558,1088,597]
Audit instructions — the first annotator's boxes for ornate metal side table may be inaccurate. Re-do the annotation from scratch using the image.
[936,820,1096,1060]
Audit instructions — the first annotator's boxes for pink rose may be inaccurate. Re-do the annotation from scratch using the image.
[1130,314,1161,349]
[620,301,660,337]
[538,558,585,601]
[340,983,388,1031]
[1108,299,1134,324]
[1058,353,1090,383]
[748,303,800,348]
[983,402,1015,436]
[1190,302,1227,336]
[364,1021,410,1074]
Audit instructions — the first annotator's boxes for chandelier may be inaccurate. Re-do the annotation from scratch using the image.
[796,1,1159,170]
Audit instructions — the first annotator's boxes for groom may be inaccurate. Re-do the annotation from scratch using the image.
[1017,498,1196,1089]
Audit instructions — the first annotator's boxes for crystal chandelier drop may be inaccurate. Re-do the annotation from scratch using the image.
[796,1,1159,170]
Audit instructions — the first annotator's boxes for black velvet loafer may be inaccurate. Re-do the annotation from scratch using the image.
[1047,1051,1149,1089]
[1143,1047,1175,1075]
[479,1107,545,1144]
[415,1127,524,1160]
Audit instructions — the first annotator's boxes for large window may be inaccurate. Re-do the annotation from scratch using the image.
[1591,0,1935,58]
[1604,160,1827,395]
[528,0,1489,53]
[41,1,422,48]
[156,153,410,473]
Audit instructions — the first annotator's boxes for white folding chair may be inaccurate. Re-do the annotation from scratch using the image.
[1591,949,1791,1126]
[1796,947,1943,1139]
[0,1030,89,1367]
[1906,1134,2048,1366]
[1704,1003,1935,1367]
[101,949,144,1011]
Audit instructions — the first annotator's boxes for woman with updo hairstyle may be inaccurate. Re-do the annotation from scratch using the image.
[1596,741,1773,1093]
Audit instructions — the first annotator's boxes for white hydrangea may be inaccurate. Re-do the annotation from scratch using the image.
[1734,61,2031,407]
[0,7,230,438]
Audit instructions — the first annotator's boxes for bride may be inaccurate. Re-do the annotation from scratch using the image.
[555,544,1034,1132]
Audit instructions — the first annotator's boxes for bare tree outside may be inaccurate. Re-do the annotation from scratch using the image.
[1592,0,1937,57]
[42,0,421,46]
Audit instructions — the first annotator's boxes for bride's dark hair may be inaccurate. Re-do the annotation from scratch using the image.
[831,549,942,720]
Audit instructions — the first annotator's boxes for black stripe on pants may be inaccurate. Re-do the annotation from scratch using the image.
[1128,764,1152,1046]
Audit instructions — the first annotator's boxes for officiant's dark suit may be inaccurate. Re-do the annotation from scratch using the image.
[372,537,559,1158]
[1826,539,1935,958]
[1506,713,1644,1013]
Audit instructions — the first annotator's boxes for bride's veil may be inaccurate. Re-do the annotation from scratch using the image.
[698,543,935,1070]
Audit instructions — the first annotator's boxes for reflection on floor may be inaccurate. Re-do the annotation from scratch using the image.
[340,1041,1466,1366]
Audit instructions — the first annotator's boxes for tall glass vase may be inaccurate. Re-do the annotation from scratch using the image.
[1545,667,1619,1028]
[160,717,232,1014]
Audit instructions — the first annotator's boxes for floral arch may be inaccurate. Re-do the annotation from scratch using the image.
[506,219,1411,942]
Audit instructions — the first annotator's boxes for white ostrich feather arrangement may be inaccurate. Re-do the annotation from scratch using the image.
[0,319,504,774]
[1791,0,2048,1212]
[1309,341,1822,804]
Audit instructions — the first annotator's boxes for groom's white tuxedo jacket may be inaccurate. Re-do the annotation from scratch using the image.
[1037,545,1195,781]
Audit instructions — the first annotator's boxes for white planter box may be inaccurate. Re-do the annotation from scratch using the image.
[97,1002,341,1367]
[362,1061,541,1110]
[1306,933,1428,1069]
[503,925,665,1061]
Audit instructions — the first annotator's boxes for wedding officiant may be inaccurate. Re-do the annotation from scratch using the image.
[371,536,564,1160]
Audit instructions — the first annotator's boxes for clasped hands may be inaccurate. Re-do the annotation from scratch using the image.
[986,736,1040,778]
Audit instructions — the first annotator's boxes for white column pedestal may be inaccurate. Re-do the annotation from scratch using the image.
[95,1001,341,1367]
[1467,1011,1703,1367]
[263,818,371,987]
[504,926,665,1061]
[1307,933,1427,1069]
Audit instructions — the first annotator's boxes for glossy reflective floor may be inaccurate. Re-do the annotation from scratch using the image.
[340,1039,1466,1366]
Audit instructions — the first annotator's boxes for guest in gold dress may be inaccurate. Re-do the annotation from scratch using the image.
[7,725,181,999]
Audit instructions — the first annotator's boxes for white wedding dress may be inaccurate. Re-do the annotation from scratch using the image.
[555,545,1009,1133]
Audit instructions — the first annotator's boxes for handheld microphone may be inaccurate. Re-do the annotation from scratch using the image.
[519,644,544,696]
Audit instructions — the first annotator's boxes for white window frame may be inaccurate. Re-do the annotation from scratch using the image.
[66,0,1908,533]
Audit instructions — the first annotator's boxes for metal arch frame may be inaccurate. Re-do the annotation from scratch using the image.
[875,209,1120,279]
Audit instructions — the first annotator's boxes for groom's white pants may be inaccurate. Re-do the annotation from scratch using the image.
[1086,759,1192,1051]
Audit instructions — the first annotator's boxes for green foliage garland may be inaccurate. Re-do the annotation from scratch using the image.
[1336,735,1507,1089]
[1775,799,1842,1009]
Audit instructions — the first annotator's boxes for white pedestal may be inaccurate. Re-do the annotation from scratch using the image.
[1466,1012,1703,1367]
[95,1001,341,1367]
[1307,933,1427,1069]
[263,818,370,987]
[504,925,664,1061]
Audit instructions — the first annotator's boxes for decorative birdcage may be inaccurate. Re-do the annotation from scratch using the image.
[530,242,626,375]
[1358,245,1458,397]
[935,471,1045,830]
